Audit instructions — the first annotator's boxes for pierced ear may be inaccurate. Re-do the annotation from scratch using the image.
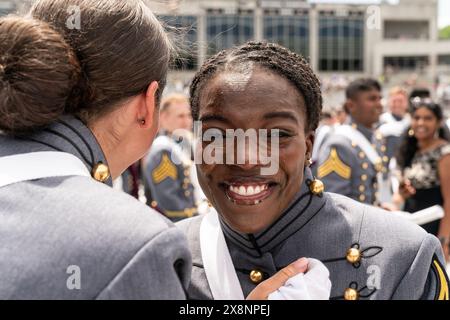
[139,81,159,129]
[305,131,315,157]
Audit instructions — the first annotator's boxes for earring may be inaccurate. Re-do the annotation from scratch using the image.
[140,119,146,125]
[306,158,313,167]
[408,129,415,137]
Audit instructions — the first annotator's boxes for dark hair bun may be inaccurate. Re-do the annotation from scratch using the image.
[0,16,80,136]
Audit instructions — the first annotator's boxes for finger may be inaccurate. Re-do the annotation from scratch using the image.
[246,258,309,300]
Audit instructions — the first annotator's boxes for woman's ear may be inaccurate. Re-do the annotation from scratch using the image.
[305,131,315,161]
[139,81,159,129]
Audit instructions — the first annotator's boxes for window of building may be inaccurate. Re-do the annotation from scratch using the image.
[384,56,429,70]
[384,20,429,40]
[318,13,364,72]
[159,15,198,70]
[263,13,309,58]
[206,13,254,56]
[438,55,450,66]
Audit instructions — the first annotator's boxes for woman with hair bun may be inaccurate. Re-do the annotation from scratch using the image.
[0,0,302,300]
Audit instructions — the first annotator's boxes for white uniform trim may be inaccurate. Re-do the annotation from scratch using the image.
[200,209,245,300]
[0,152,90,188]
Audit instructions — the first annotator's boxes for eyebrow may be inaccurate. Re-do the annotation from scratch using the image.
[199,114,231,124]
[263,111,299,123]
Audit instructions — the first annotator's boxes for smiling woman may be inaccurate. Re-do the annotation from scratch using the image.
[176,41,450,300]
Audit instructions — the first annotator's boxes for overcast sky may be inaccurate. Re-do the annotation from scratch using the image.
[309,0,450,28]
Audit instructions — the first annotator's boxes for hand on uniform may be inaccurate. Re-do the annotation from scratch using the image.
[399,179,416,199]
[246,258,331,300]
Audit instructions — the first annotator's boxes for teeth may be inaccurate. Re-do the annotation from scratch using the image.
[228,184,269,196]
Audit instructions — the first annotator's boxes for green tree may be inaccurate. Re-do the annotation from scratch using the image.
[439,25,450,39]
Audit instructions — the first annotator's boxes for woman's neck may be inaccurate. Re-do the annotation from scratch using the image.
[417,137,442,153]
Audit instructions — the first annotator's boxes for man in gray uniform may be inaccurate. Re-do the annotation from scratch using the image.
[316,79,390,206]
[0,117,191,299]
[142,94,198,221]
[178,168,449,300]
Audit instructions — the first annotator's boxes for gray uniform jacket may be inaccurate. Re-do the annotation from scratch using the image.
[142,134,197,222]
[0,116,191,299]
[316,119,389,205]
[177,168,449,300]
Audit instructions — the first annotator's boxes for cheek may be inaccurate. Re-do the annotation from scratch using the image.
[279,139,306,174]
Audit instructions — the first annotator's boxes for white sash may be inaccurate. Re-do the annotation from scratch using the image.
[0,152,90,188]
[200,209,245,300]
[199,210,333,300]
[334,125,391,203]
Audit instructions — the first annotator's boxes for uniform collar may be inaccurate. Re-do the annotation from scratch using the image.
[23,115,113,187]
[349,117,374,141]
[219,168,327,257]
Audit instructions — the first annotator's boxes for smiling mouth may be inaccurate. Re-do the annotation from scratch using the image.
[220,180,277,206]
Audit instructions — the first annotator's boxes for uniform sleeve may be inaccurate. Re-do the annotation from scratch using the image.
[143,149,197,220]
[96,227,192,300]
[316,140,355,198]
[391,234,449,300]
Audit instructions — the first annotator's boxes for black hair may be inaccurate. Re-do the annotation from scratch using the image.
[409,88,430,101]
[189,41,322,131]
[345,78,381,100]
[396,100,450,170]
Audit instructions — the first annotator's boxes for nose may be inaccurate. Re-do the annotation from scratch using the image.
[232,136,266,170]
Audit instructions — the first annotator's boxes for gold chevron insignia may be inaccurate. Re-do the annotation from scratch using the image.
[152,153,178,184]
[432,259,449,300]
[318,148,351,179]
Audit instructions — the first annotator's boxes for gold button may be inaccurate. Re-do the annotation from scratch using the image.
[344,288,359,300]
[375,158,383,172]
[92,163,110,183]
[183,183,189,190]
[151,201,158,208]
[376,133,383,140]
[359,185,365,192]
[358,152,365,159]
[383,156,389,163]
[185,190,191,197]
[183,178,190,184]
[249,270,264,284]
[381,145,387,152]
[309,179,325,195]
[373,182,378,189]
[359,194,366,202]
[362,162,369,170]
[361,174,368,181]
[184,170,190,176]
[351,141,357,148]
[346,248,362,264]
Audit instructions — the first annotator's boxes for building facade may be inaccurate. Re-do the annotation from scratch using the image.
[2,0,449,87]
[149,0,450,84]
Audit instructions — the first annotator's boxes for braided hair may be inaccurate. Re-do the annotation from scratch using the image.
[189,41,323,132]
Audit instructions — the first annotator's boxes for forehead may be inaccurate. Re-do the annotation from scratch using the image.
[166,102,190,114]
[414,106,435,116]
[198,67,305,121]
